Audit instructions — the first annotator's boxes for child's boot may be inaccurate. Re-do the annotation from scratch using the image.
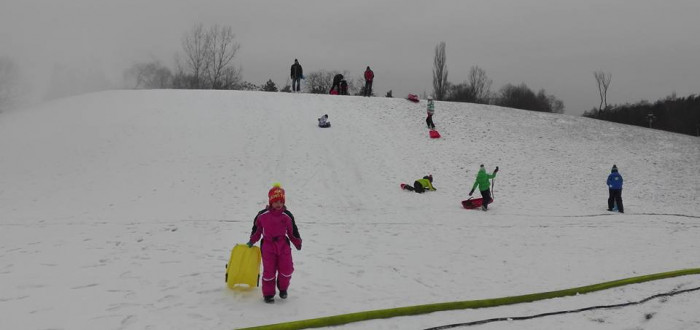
[279,290,288,299]
[264,295,275,304]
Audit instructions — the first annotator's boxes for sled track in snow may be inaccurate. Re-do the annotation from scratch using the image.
[237,268,700,330]
[3,212,697,227]
[511,213,700,219]
[424,285,700,329]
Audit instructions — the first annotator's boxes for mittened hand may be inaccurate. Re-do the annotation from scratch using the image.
[494,166,499,173]
[246,242,253,248]
[295,243,302,251]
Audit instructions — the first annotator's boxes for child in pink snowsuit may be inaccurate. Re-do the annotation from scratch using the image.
[247,184,302,303]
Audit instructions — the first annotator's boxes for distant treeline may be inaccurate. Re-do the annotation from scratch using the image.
[430,42,564,114]
[582,94,700,137]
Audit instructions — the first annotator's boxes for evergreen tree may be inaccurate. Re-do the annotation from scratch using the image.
[261,79,278,92]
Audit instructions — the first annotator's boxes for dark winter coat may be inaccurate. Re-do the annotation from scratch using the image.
[291,63,303,79]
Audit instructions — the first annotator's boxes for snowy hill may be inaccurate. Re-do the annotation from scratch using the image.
[1,90,699,329]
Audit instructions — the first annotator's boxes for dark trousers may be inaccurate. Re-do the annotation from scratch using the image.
[481,189,492,209]
[608,189,623,212]
[292,78,301,92]
[413,180,425,193]
[426,114,435,129]
[402,181,425,193]
[364,81,373,96]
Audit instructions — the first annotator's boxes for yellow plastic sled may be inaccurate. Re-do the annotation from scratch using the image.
[225,244,262,289]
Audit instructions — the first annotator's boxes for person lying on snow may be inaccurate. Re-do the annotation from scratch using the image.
[247,183,302,304]
[401,175,436,193]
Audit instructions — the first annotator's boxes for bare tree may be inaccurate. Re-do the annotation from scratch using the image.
[305,70,335,94]
[205,25,240,89]
[468,66,492,104]
[0,56,21,111]
[548,95,565,114]
[179,24,241,89]
[594,71,612,111]
[221,66,242,90]
[124,60,172,89]
[432,42,448,100]
[181,24,210,88]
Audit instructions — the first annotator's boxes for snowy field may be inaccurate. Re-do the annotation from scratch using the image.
[1,90,699,329]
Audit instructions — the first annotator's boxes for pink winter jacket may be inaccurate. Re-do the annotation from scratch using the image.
[249,208,302,251]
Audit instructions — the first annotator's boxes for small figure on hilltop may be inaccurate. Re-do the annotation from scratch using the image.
[426,97,435,129]
[330,73,344,95]
[364,66,374,97]
[469,165,498,211]
[247,183,302,303]
[290,59,303,93]
[607,164,624,213]
[401,175,436,193]
[318,114,331,128]
[339,79,348,95]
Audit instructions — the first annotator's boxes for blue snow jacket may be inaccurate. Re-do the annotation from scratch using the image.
[607,171,623,189]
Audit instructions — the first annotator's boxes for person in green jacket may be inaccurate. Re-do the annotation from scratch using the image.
[469,165,498,210]
[401,175,436,193]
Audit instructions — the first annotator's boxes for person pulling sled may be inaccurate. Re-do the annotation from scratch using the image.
[468,165,498,211]
[246,183,302,303]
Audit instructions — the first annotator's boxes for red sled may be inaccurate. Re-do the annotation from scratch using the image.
[461,197,494,209]
[429,130,441,138]
[407,94,419,103]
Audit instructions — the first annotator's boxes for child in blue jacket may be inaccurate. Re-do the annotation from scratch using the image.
[607,164,624,213]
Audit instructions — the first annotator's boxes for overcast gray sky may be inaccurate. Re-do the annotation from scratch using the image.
[2,0,699,115]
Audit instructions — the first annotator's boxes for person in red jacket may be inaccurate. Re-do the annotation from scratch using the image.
[247,183,302,303]
[364,66,374,97]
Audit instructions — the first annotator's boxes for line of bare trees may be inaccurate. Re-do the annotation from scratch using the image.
[583,93,700,136]
[431,42,564,113]
[125,24,244,90]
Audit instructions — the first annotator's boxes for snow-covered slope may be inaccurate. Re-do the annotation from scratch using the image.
[1,90,698,329]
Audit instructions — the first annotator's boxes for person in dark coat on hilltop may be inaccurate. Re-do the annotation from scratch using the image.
[339,79,348,95]
[363,66,374,97]
[607,164,624,213]
[330,73,344,94]
[290,59,303,92]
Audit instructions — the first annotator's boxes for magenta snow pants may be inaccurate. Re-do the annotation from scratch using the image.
[261,239,294,296]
